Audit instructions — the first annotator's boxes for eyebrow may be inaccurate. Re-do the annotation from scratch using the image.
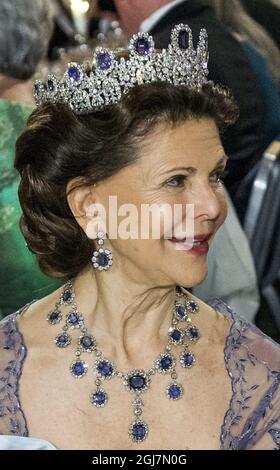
[162,155,228,175]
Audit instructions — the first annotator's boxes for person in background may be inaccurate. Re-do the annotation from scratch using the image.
[210,0,280,150]
[0,0,62,319]
[208,0,280,222]
[47,0,78,61]
[241,0,280,50]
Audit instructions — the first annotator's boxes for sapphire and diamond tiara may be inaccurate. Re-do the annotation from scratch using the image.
[34,24,209,114]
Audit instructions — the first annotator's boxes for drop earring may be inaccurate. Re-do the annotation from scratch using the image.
[91,231,113,271]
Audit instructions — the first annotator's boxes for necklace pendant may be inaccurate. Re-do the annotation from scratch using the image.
[129,392,148,442]
[185,298,199,314]
[70,360,88,378]
[78,334,96,353]
[185,325,200,342]
[66,310,84,329]
[60,284,75,305]
[166,382,184,400]
[179,350,196,368]
[55,332,71,348]
[90,388,108,407]
[174,302,189,321]
[123,369,150,393]
[129,419,149,443]
[47,309,62,325]
[95,358,116,379]
[154,353,176,374]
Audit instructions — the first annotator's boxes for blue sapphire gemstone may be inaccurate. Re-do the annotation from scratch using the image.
[167,384,182,400]
[91,390,107,406]
[187,300,198,313]
[81,335,94,349]
[48,310,62,325]
[62,290,72,302]
[67,65,80,83]
[170,329,182,342]
[131,422,147,441]
[47,79,54,92]
[68,312,79,326]
[97,360,114,378]
[135,37,152,56]
[49,311,60,322]
[56,334,70,348]
[96,52,112,71]
[178,30,189,50]
[181,352,194,367]
[97,253,109,267]
[129,375,146,390]
[71,361,87,377]
[176,304,187,319]
[188,326,199,340]
[160,355,173,370]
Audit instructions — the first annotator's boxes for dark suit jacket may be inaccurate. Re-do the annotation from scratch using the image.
[149,0,264,201]
[241,0,280,50]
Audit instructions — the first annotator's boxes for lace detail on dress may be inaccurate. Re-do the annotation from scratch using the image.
[268,428,280,450]
[1,297,280,449]
[0,301,37,436]
[208,298,280,450]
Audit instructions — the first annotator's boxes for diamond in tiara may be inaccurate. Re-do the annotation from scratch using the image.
[34,24,209,115]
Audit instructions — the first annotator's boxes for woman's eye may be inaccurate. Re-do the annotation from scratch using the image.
[210,169,228,184]
[166,175,187,188]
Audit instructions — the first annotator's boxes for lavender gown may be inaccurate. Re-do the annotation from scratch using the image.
[0,297,280,450]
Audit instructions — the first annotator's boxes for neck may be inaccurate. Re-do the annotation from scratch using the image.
[73,264,179,371]
[140,0,172,20]
[119,0,172,35]
[0,74,34,106]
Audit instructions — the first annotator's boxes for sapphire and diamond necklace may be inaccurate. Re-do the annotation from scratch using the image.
[47,280,200,443]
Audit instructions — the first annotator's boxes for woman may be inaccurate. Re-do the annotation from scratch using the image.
[0,25,279,450]
[0,0,61,319]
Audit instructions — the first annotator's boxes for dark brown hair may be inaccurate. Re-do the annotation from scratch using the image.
[15,81,238,279]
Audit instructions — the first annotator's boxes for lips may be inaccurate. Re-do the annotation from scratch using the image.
[167,232,212,255]
[170,233,211,243]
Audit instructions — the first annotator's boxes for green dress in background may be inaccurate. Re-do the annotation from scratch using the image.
[0,99,62,319]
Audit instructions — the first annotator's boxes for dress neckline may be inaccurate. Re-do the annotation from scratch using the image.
[5,295,271,449]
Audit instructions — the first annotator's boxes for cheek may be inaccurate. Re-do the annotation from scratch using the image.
[216,188,228,226]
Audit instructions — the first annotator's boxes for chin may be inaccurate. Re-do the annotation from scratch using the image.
[171,265,208,289]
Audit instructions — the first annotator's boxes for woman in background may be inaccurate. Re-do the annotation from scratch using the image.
[0,0,62,319]
[209,0,280,151]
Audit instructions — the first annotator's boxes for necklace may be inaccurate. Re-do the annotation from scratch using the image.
[46,279,200,443]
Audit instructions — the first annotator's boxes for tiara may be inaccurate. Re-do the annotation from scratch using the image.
[34,24,209,114]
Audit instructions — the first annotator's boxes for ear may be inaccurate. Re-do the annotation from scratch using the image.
[66,179,106,239]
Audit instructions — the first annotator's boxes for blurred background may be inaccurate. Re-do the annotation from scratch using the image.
[0,0,280,342]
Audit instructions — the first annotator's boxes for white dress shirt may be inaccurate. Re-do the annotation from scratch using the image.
[140,0,187,33]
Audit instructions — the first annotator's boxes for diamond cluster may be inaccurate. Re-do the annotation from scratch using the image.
[34,24,209,114]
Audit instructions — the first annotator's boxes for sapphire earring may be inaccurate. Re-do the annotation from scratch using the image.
[91,231,113,271]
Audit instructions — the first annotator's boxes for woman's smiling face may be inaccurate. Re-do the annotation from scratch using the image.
[85,117,228,288]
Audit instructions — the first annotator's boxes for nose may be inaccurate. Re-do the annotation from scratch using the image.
[189,183,222,222]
